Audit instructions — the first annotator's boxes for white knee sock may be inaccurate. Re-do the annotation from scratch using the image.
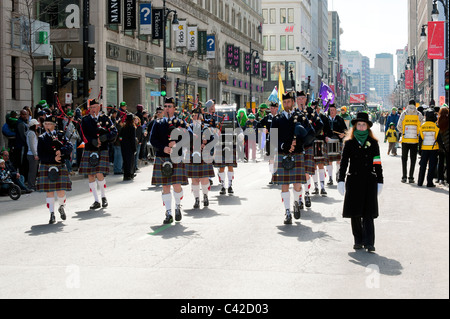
[269,163,274,174]
[97,179,106,198]
[192,185,200,198]
[327,165,334,179]
[89,182,99,202]
[46,197,55,213]
[227,172,234,188]
[219,172,226,186]
[57,195,66,207]
[173,190,184,206]
[162,193,172,213]
[293,189,302,204]
[281,192,290,211]
[201,183,210,196]
[319,169,326,189]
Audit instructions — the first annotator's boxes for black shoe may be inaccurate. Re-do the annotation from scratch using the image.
[102,197,108,208]
[58,205,66,221]
[321,188,327,197]
[365,245,376,253]
[401,177,407,183]
[327,178,334,186]
[203,194,209,207]
[228,186,234,194]
[408,177,415,184]
[284,210,293,225]
[90,201,101,210]
[312,187,320,195]
[269,180,274,185]
[49,212,56,224]
[209,178,213,186]
[175,205,182,222]
[305,195,311,208]
[427,183,436,188]
[293,201,301,220]
[220,187,227,195]
[193,198,200,209]
[353,244,364,250]
[299,201,304,210]
[163,212,173,225]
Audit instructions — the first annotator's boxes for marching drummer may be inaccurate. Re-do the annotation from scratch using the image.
[323,104,347,186]
[311,101,329,196]
[260,102,279,184]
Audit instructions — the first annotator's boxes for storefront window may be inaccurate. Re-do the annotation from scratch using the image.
[107,70,118,107]
[145,77,160,114]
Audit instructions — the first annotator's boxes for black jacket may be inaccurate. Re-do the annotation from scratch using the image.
[37,131,73,165]
[80,114,118,152]
[270,111,310,154]
[150,117,188,158]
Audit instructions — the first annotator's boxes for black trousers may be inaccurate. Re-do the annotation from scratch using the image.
[418,150,438,186]
[402,143,418,179]
[351,217,375,247]
[437,151,449,183]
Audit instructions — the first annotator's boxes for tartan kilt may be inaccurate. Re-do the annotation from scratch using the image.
[213,147,238,168]
[328,153,342,163]
[186,162,215,179]
[152,157,189,186]
[273,153,307,185]
[36,164,72,193]
[314,141,329,166]
[79,150,110,175]
[304,146,316,175]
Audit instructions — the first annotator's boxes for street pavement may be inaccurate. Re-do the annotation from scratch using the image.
[0,125,448,299]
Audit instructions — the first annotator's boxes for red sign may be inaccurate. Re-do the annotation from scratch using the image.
[349,94,366,104]
[405,70,414,90]
[416,61,425,84]
[428,21,445,60]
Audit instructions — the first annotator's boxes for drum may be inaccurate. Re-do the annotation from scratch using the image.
[313,140,325,160]
[327,139,341,156]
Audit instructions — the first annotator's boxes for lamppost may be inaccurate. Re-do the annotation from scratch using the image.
[249,42,260,112]
[162,0,179,81]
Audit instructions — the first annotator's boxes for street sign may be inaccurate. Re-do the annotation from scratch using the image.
[151,91,162,97]
[65,93,73,104]
[167,67,181,72]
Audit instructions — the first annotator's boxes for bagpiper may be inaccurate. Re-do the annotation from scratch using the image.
[186,107,216,208]
[271,91,310,224]
[79,99,118,210]
[36,115,73,224]
[150,97,189,224]
[259,102,279,184]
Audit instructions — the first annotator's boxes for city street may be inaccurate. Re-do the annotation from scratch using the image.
[0,127,448,300]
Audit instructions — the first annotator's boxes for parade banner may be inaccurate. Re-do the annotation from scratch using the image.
[405,70,414,90]
[187,26,198,52]
[124,0,137,30]
[226,44,234,66]
[175,20,187,47]
[428,21,445,60]
[349,93,366,104]
[416,61,425,84]
[139,3,152,35]
[206,35,215,59]
[152,9,164,40]
[108,0,121,24]
[253,57,260,76]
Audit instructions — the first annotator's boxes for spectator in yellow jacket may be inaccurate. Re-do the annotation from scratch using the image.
[385,123,398,156]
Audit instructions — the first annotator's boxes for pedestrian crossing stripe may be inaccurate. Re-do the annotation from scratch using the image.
[373,156,382,165]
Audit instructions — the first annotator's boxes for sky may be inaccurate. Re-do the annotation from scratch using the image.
[328,0,408,70]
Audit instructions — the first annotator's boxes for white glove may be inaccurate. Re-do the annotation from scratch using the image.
[338,182,345,196]
[377,184,383,196]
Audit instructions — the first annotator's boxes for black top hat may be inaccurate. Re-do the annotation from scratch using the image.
[89,98,100,106]
[296,91,306,97]
[282,91,295,101]
[270,102,279,108]
[164,97,175,104]
[351,112,373,128]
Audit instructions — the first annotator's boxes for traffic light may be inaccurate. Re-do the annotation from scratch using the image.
[77,76,84,98]
[87,47,96,81]
[445,70,449,91]
[60,58,72,87]
[160,77,167,97]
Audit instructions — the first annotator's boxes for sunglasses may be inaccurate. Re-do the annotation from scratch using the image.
[164,105,173,108]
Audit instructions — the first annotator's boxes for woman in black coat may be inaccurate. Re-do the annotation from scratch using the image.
[338,112,384,253]
[120,114,137,181]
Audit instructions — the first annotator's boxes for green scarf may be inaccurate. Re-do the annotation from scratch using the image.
[354,129,369,145]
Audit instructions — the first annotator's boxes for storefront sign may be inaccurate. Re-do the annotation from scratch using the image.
[108,0,121,24]
[405,70,414,90]
[152,9,164,39]
[124,0,137,30]
[139,3,152,35]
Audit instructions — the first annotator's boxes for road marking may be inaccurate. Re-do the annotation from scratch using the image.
[148,224,172,236]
